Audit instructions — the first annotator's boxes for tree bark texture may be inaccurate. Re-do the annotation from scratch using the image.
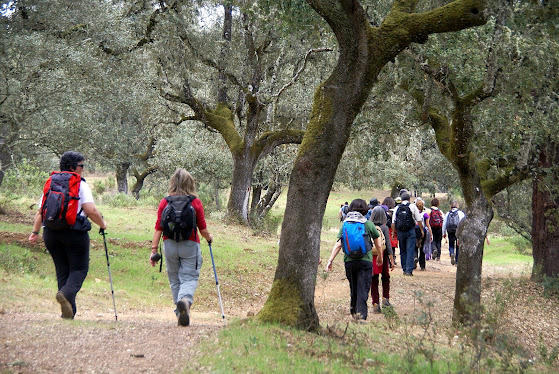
[227,153,257,223]
[116,162,130,194]
[258,0,486,330]
[532,143,559,280]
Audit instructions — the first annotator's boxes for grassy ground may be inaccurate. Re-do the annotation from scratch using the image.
[0,187,557,373]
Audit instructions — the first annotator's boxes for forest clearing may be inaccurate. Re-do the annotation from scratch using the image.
[0,186,557,373]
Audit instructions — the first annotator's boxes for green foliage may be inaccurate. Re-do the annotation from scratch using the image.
[542,275,559,299]
[93,180,106,196]
[0,161,48,198]
[101,192,159,208]
[250,213,282,237]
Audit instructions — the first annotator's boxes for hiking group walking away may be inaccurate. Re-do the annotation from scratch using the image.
[28,153,465,326]
[326,189,467,321]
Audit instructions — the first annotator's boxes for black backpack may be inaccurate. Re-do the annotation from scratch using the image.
[395,204,416,232]
[161,195,196,241]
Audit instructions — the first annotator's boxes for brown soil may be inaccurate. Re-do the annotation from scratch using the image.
[0,213,557,372]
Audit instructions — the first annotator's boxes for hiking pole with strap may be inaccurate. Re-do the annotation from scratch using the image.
[100,228,118,321]
[208,242,225,320]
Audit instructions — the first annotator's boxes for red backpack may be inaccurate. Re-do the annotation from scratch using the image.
[41,171,82,230]
[429,209,444,228]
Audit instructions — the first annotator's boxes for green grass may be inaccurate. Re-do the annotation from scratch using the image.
[483,237,533,265]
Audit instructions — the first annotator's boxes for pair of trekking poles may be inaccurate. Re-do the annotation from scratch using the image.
[100,229,225,321]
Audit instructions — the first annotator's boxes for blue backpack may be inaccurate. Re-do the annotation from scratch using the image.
[341,221,372,259]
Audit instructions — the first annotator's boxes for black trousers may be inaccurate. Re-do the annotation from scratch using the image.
[43,228,90,316]
[345,260,372,320]
[431,226,442,259]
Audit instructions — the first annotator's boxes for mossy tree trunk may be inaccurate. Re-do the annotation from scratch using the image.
[532,142,559,280]
[258,0,486,330]
[116,162,130,194]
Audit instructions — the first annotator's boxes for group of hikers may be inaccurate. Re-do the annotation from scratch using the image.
[29,151,211,326]
[26,150,467,326]
[329,189,465,321]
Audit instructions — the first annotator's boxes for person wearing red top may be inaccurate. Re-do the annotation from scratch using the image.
[150,169,213,326]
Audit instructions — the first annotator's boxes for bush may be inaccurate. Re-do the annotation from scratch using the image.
[0,161,48,197]
[510,236,532,255]
[250,213,282,237]
[102,192,141,207]
[93,180,106,195]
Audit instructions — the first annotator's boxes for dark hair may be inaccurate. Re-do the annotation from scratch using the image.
[369,198,379,207]
[431,198,440,207]
[59,151,85,171]
[348,198,368,215]
[382,196,395,209]
[401,191,411,201]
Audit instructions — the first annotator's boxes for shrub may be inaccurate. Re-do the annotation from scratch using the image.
[102,192,141,207]
[93,180,106,195]
[1,161,48,197]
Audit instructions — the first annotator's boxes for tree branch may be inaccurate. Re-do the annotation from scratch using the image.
[271,48,333,100]
[253,129,305,159]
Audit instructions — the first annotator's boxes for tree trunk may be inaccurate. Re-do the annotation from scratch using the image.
[116,162,130,194]
[258,0,486,330]
[214,180,221,211]
[251,185,262,215]
[227,154,256,223]
[131,176,145,200]
[256,178,282,218]
[453,192,493,324]
[532,143,559,280]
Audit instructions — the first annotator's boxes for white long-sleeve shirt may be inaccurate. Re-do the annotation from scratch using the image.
[442,208,466,235]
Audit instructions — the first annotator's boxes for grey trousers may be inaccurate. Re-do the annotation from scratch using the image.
[163,239,203,306]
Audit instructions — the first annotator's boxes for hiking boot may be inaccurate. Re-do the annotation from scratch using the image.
[373,303,382,313]
[56,291,73,319]
[382,298,392,308]
[177,298,190,326]
[451,254,455,265]
[403,272,413,276]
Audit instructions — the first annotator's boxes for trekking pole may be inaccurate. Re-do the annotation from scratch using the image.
[100,229,118,321]
[208,242,225,320]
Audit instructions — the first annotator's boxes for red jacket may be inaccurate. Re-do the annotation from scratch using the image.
[154,196,207,243]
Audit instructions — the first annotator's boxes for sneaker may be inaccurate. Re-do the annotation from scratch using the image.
[373,303,382,313]
[177,298,190,326]
[382,298,392,308]
[451,254,455,265]
[403,272,413,277]
[56,291,73,319]
[420,267,426,271]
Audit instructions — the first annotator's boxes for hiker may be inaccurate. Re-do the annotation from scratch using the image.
[391,190,423,276]
[151,168,213,326]
[383,196,398,266]
[370,205,393,313]
[365,198,379,220]
[325,199,382,321]
[29,151,107,319]
[339,202,349,222]
[429,198,444,261]
[443,201,465,265]
[414,198,432,271]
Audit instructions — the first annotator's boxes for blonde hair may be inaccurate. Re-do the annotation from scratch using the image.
[168,168,197,197]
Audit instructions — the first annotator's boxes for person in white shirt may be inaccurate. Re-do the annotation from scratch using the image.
[443,201,466,265]
[29,151,106,319]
